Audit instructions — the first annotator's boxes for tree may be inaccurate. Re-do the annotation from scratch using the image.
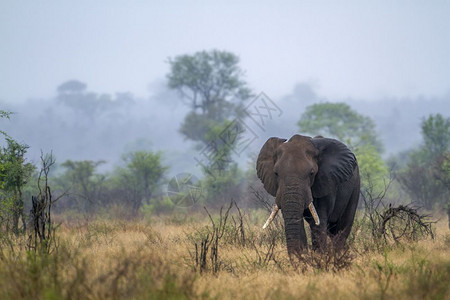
[0,110,12,138]
[56,80,132,120]
[168,50,251,116]
[297,102,388,194]
[297,102,383,152]
[167,50,252,143]
[192,119,247,204]
[356,143,389,194]
[179,111,218,142]
[57,80,87,94]
[421,114,449,160]
[0,138,34,234]
[57,160,106,212]
[202,120,238,175]
[398,114,449,209]
[0,111,35,234]
[113,151,168,214]
[167,50,252,205]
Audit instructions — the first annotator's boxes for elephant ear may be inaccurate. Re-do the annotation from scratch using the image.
[311,137,357,198]
[256,137,287,197]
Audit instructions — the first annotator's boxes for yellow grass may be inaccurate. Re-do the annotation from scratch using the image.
[0,211,448,299]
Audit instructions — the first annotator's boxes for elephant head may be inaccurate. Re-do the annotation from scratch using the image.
[256,134,357,257]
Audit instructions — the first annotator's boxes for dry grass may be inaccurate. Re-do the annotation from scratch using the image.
[0,209,448,299]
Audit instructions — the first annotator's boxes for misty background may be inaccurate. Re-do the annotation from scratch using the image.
[1,1,449,177]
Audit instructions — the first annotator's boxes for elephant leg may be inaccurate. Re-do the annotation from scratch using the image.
[331,186,359,249]
[304,201,329,251]
[310,223,328,250]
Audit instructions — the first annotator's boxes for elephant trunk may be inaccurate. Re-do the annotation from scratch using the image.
[282,192,308,258]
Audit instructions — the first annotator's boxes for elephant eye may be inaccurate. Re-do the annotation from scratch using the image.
[310,169,315,177]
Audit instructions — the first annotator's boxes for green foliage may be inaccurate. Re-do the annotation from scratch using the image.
[1,111,35,234]
[56,160,106,212]
[202,120,237,174]
[203,165,244,205]
[167,50,251,206]
[0,139,34,192]
[398,149,446,209]
[439,153,450,187]
[0,111,11,119]
[141,197,175,217]
[421,113,449,160]
[121,151,168,194]
[194,120,246,204]
[298,102,383,152]
[168,49,251,143]
[167,49,251,116]
[179,111,217,142]
[51,151,169,217]
[0,110,12,171]
[356,144,389,194]
[397,114,449,209]
[112,151,168,214]
[0,138,35,234]
[297,102,388,194]
[0,110,12,138]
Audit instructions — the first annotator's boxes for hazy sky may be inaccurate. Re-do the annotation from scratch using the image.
[1,0,450,103]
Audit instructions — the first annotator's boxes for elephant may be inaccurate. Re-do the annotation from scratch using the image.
[256,134,360,258]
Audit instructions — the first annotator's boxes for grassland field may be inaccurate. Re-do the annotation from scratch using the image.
[0,208,448,300]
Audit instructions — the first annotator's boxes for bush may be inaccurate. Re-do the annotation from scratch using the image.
[141,197,175,217]
[202,165,244,206]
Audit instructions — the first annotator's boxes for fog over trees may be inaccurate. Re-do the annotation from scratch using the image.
[1,79,448,175]
[0,3,449,297]
[1,48,448,219]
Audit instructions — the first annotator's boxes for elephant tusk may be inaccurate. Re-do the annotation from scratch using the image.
[262,205,279,229]
[308,202,320,225]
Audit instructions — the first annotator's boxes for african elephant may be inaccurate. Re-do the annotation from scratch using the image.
[256,134,360,258]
